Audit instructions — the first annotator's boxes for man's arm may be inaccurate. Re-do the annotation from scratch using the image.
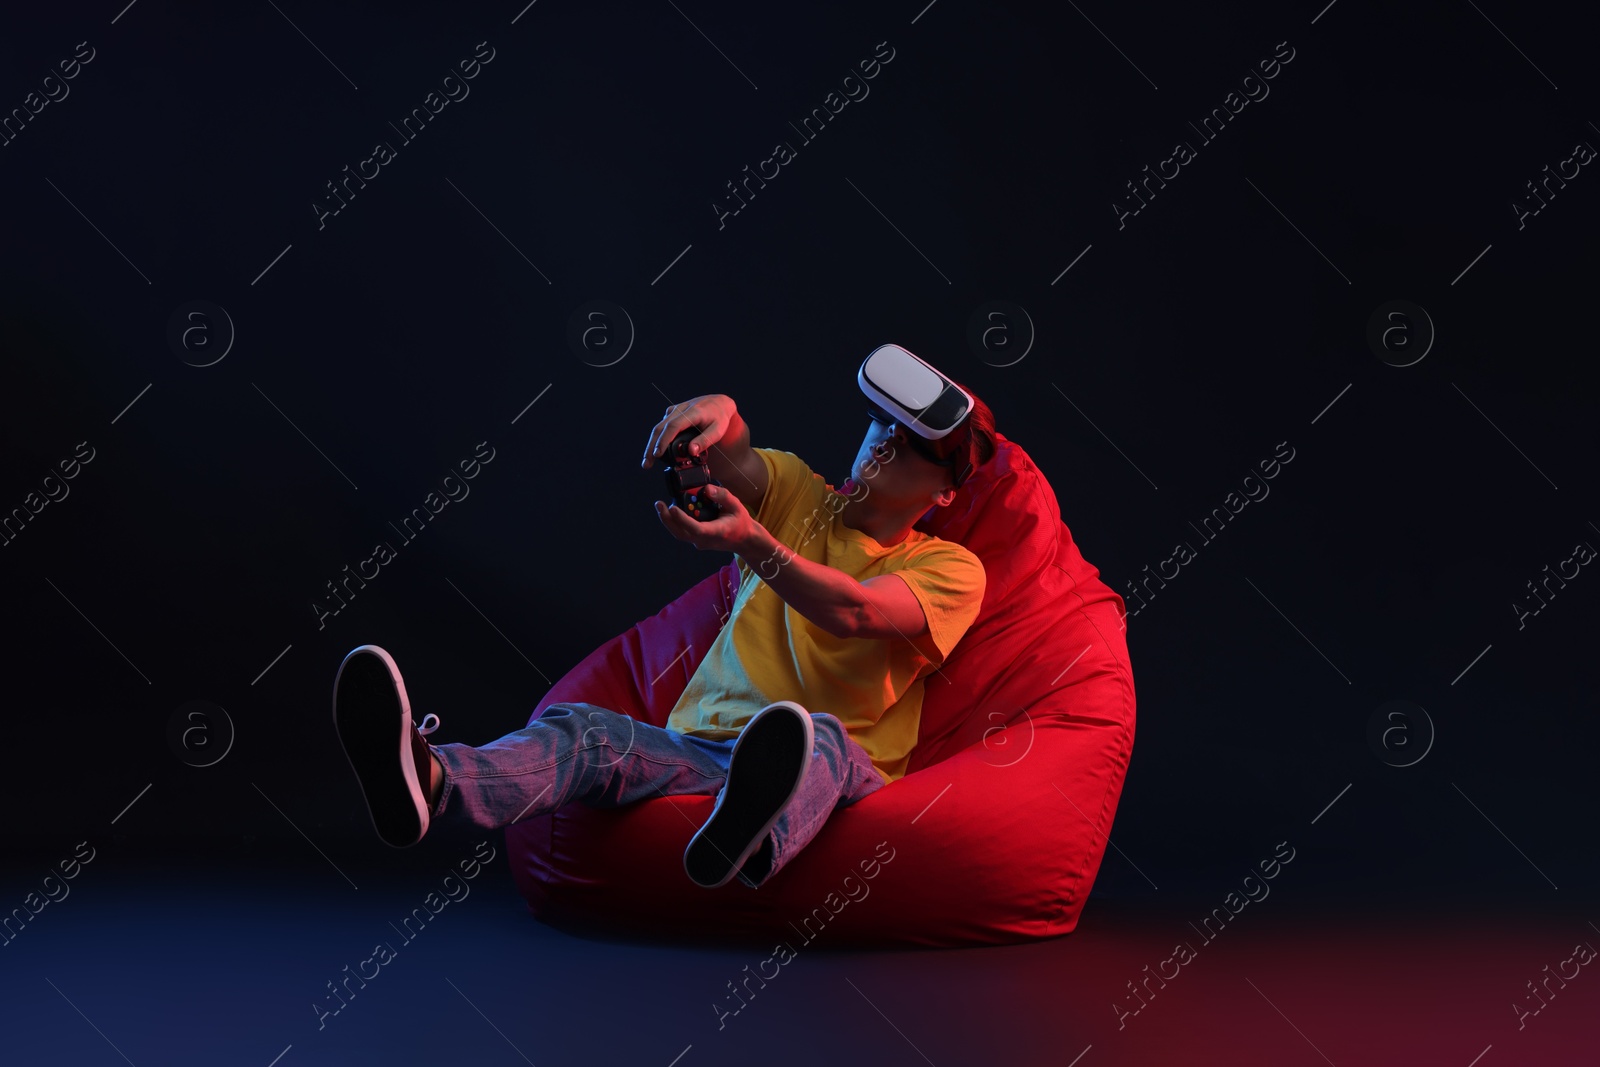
[735,525,928,642]
[642,394,769,515]
[701,406,769,516]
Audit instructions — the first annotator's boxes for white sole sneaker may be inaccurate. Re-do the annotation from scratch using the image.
[333,645,440,848]
[683,701,815,889]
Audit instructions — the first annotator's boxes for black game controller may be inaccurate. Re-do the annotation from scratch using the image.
[661,427,723,522]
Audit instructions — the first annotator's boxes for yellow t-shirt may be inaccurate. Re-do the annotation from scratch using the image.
[664,447,986,784]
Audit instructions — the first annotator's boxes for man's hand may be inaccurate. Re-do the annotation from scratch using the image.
[641,394,737,468]
[653,484,760,555]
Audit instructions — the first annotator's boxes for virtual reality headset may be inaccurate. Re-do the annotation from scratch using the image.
[858,343,977,489]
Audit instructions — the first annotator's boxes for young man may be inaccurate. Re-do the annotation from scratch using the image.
[334,369,993,891]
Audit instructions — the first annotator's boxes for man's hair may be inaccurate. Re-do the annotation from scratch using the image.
[947,377,997,486]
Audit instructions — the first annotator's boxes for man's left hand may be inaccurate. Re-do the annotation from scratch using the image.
[654,484,760,555]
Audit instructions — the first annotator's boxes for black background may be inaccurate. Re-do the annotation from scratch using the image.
[2,0,1595,913]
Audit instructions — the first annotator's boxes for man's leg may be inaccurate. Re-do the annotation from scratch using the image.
[737,711,884,888]
[428,703,730,832]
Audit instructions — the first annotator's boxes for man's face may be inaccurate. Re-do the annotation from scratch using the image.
[843,418,954,503]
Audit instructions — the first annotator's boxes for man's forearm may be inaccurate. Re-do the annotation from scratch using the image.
[704,407,751,487]
[737,525,863,638]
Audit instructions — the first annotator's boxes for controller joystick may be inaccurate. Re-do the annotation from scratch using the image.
[661,427,723,522]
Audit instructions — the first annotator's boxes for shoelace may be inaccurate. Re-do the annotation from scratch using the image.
[416,713,441,736]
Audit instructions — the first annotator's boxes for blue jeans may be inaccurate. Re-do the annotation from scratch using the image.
[427,703,886,888]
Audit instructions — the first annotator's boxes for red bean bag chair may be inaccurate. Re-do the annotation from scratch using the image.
[505,431,1136,947]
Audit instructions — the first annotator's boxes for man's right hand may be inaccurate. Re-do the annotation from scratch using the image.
[641,394,737,468]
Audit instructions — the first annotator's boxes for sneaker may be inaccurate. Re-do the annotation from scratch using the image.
[684,701,814,889]
[333,645,441,848]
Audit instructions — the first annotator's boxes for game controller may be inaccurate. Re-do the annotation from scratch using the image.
[661,427,724,522]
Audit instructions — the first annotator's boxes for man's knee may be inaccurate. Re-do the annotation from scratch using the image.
[808,712,851,750]
[538,704,640,753]
[808,711,843,733]
[571,706,642,755]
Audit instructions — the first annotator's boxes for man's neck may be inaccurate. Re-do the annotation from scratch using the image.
[837,494,919,547]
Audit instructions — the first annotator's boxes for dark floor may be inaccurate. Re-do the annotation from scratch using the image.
[2,844,1592,1067]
